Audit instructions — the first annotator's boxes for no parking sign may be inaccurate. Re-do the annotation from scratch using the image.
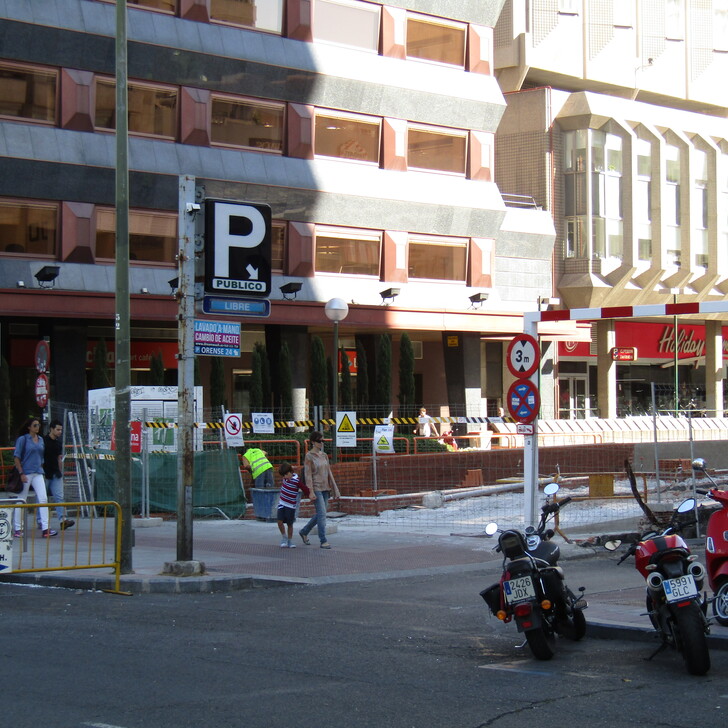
[0,507,13,574]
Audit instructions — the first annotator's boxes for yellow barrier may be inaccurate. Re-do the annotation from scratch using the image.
[0,500,128,595]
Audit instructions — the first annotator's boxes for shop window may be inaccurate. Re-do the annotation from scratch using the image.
[406,14,466,67]
[96,208,177,263]
[407,125,466,174]
[0,199,57,256]
[95,79,178,139]
[211,97,284,151]
[315,227,381,276]
[408,235,466,281]
[313,0,380,51]
[0,63,56,123]
[314,110,380,163]
[210,0,284,33]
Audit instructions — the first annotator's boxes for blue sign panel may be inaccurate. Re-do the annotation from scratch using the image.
[193,319,241,357]
[202,296,271,317]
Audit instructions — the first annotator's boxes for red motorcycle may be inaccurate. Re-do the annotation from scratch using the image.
[605,496,710,676]
[691,457,728,626]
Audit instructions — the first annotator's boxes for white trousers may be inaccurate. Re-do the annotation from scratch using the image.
[13,472,49,531]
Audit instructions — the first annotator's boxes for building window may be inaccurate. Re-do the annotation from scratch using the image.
[271,223,285,272]
[407,125,467,174]
[692,149,708,268]
[614,0,634,27]
[408,235,467,282]
[0,63,56,123]
[129,0,175,11]
[96,208,177,263]
[636,138,652,261]
[0,199,57,256]
[716,0,728,51]
[665,143,682,265]
[314,110,381,163]
[666,0,685,40]
[313,0,381,51]
[210,0,284,33]
[406,14,466,68]
[95,79,178,139]
[591,131,623,259]
[210,97,284,151]
[721,152,728,257]
[558,0,580,15]
[315,227,381,276]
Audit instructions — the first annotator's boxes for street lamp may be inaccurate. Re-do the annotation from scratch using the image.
[325,298,349,463]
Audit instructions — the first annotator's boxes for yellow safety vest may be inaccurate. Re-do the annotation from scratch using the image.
[246,448,272,479]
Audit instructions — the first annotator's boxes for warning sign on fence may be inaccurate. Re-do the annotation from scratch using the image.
[0,508,13,574]
[336,411,357,448]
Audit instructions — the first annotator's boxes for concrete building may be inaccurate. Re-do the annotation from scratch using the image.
[0,0,569,435]
[494,0,728,418]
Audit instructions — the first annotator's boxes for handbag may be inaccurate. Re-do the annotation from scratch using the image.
[6,466,23,494]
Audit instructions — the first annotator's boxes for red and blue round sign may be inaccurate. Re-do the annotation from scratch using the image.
[507,379,540,423]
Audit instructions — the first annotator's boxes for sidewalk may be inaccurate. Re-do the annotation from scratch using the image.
[1,518,726,649]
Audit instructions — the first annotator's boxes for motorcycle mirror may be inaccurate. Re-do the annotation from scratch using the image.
[484,522,498,536]
[543,482,560,496]
[677,498,696,513]
[603,540,621,551]
[691,457,707,472]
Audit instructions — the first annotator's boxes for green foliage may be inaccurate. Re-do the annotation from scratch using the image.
[310,335,327,408]
[279,341,293,417]
[92,339,111,389]
[356,340,369,408]
[340,349,353,410]
[250,347,263,413]
[375,334,392,417]
[150,350,165,385]
[210,357,226,413]
[398,333,416,417]
[254,342,272,409]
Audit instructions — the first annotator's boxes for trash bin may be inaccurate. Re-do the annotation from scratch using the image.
[251,488,278,522]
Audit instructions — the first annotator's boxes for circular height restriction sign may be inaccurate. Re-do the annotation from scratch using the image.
[507,379,541,423]
[506,334,540,379]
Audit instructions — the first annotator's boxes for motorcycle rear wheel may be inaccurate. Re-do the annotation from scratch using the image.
[674,603,711,676]
[712,579,728,627]
[525,623,555,661]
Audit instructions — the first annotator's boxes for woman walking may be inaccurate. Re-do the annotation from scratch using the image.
[13,417,57,538]
[299,431,340,548]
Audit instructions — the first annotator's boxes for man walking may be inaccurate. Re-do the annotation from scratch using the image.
[43,419,74,530]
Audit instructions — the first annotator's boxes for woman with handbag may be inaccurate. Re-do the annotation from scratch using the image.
[13,417,57,539]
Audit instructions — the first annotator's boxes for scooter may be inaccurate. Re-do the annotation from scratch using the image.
[480,482,587,661]
[691,457,728,626]
[604,497,711,675]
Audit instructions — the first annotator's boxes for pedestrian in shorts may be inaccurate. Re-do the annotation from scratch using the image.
[277,462,310,548]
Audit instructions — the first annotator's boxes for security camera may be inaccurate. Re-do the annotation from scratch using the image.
[185,202,201,213]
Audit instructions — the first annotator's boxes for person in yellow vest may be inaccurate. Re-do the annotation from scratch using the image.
[243,447,274,488]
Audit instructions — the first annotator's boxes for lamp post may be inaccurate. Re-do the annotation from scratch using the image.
[671,288,680,415]
[325,298,349,463]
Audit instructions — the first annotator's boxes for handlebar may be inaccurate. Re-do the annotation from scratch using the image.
[696,488,710,495]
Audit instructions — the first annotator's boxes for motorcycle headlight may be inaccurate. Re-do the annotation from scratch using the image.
[526,535,540,551]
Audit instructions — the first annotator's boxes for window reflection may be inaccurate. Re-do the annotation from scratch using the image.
[96,208,177,263]
[408,236,466,281]
[315,112,380,163]
[0,64,56,123]
[210,0,284,33]
[211,97,284,151]
[406,16,466,67]
[0,199,57,256]
[315,228,381,276]
[408,126,466,174]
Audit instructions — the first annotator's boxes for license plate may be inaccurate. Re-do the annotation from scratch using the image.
[663,574,698,603]
[503,576,536,604]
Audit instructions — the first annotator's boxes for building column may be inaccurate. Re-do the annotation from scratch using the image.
[268,325,310,422]
[52,325,88,410]
[539,340,556,420]
[596,320,617,418]
[704,319,724,416]
[441,332,482,434]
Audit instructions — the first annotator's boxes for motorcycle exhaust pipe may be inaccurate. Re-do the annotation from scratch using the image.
[647,572,664,592]
[689,561,706,588]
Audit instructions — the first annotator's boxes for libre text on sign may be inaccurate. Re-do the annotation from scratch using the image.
[194,320,241,357]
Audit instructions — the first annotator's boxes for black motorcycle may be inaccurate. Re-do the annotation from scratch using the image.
[480,483,587,660]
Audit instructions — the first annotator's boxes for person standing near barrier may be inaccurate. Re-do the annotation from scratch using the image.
[414,407,435,438]
[243,446,274,488]
[13,417,57,539]
[277,462,310,548]
[41,420,74,531]
[299,431,340,548]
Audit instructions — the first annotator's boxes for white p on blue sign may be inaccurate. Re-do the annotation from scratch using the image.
[205,200,272,297]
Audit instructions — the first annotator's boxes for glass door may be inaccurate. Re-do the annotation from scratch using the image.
[558,376,590,419]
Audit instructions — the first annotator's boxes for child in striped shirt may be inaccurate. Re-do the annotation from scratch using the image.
[277,462,310,548]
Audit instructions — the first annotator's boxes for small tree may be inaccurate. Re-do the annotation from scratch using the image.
[279,341,293,418]
[398,333,416,418]
[92,339,111,389]
[250,347,263,413]
[150,350,165,385]
[310,335,327,409]
[340,349,353,410]
[210,357,226,413]
[375,333,392,418]
[356,340,369,411]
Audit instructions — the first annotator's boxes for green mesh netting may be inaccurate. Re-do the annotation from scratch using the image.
[93,449,247,518]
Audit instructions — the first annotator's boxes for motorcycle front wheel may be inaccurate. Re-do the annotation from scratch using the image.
[674,603,711,676]
[525,623,555,661]
[712,579,728,627]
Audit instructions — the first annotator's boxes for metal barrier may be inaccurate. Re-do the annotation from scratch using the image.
[0,500,127,595]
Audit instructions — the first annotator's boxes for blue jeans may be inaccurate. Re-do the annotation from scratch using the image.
[300,491,330,544]
[253,469,274,488]
[38,475,65,525]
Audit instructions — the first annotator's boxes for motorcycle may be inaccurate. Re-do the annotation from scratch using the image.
[691,457,728,626]
[480,482,587,660]
[604,497,711,675]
